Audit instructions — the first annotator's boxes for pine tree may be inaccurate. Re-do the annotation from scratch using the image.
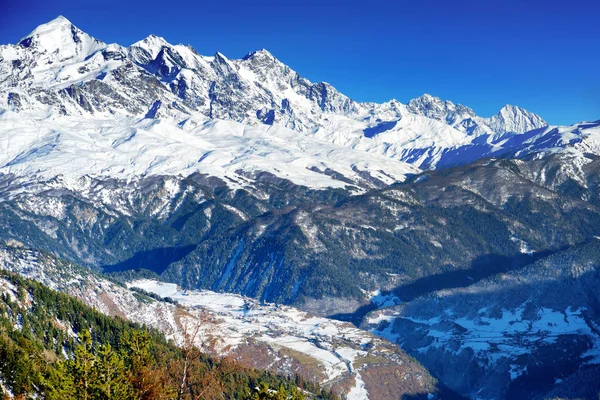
[290,386,304,400]
[44,361,77,400]
[93,343,133,399]
[69,330,96,400]
[0,272,323,400]
[275,384,288,400]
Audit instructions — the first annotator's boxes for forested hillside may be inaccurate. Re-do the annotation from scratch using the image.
[0,270,334,399]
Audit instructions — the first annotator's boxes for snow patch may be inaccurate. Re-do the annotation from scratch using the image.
[346,372,369,400]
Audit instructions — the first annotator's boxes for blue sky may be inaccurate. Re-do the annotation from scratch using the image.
[1,0,598,125]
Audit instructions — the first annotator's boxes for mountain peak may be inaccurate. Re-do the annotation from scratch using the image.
[490,104,547,134]
[133,34,169,46]
[496,104,539,120]
[498,104,526,114]
[45,15,72,26]
[242,48,274,60]
[130,34,169,60]
[214,51,229,61]
[407,93,476,120]
[18,16,104,60]
[20,15,75,44]
[417,93,441,102]
[409,94,456,108]
[41,15,72,27]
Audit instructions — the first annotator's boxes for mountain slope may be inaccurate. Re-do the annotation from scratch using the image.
[1,151,600,308]
[2,152,599,399]
[0,109,418,191]
[407,94,546,137]
[362,238,600,399]
[0,246,445,399]
[0,266,334,400]
[1,15,600,400]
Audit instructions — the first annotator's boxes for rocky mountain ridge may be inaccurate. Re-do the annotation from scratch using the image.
[3,16,545,135]
[362,237,600,399]
[1,15,558,177]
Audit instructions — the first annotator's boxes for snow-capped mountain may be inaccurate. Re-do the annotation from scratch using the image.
[1,16,546,133]
[406,94,546,137]
[1,15,574,183]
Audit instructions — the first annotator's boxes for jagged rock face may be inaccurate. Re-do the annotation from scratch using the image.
[362,237,600,400]
[407,94,478,129]
[0,153,600,398]
[0,16,364,129]
[0,21,189,119]
[407,94,547,137]
[1,16,599,400]
[489,104,548,136]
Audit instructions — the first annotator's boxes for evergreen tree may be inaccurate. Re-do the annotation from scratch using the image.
[0,271,328,400]
[94,343,133,399]
[69,330,96,400]
[45,361,77,400]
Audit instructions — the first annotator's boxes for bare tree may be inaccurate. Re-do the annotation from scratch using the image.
[176,310,225,400]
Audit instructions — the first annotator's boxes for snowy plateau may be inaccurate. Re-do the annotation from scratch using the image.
[1,15,600,400]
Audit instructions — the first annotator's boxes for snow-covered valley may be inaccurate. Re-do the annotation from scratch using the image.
[361,238,600,399]
[0,246,440,399]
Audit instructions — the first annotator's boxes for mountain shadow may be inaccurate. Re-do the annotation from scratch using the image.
[362,239,600,399]
[392,249,559,303]
[101,244,196,274]
[402,387,467,400]
[386,256,600,400]
[330,248,561,326]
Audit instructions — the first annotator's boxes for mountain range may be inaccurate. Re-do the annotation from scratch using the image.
[4,15,592,186]
[1,15,600,400]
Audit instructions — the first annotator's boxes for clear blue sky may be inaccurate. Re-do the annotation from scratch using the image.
[1,0,598,125]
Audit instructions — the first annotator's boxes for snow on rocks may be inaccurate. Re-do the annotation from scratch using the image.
[5,16,593,182]
[125,280,438,398]
[0,247,437,398]
[366,289,402,308]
